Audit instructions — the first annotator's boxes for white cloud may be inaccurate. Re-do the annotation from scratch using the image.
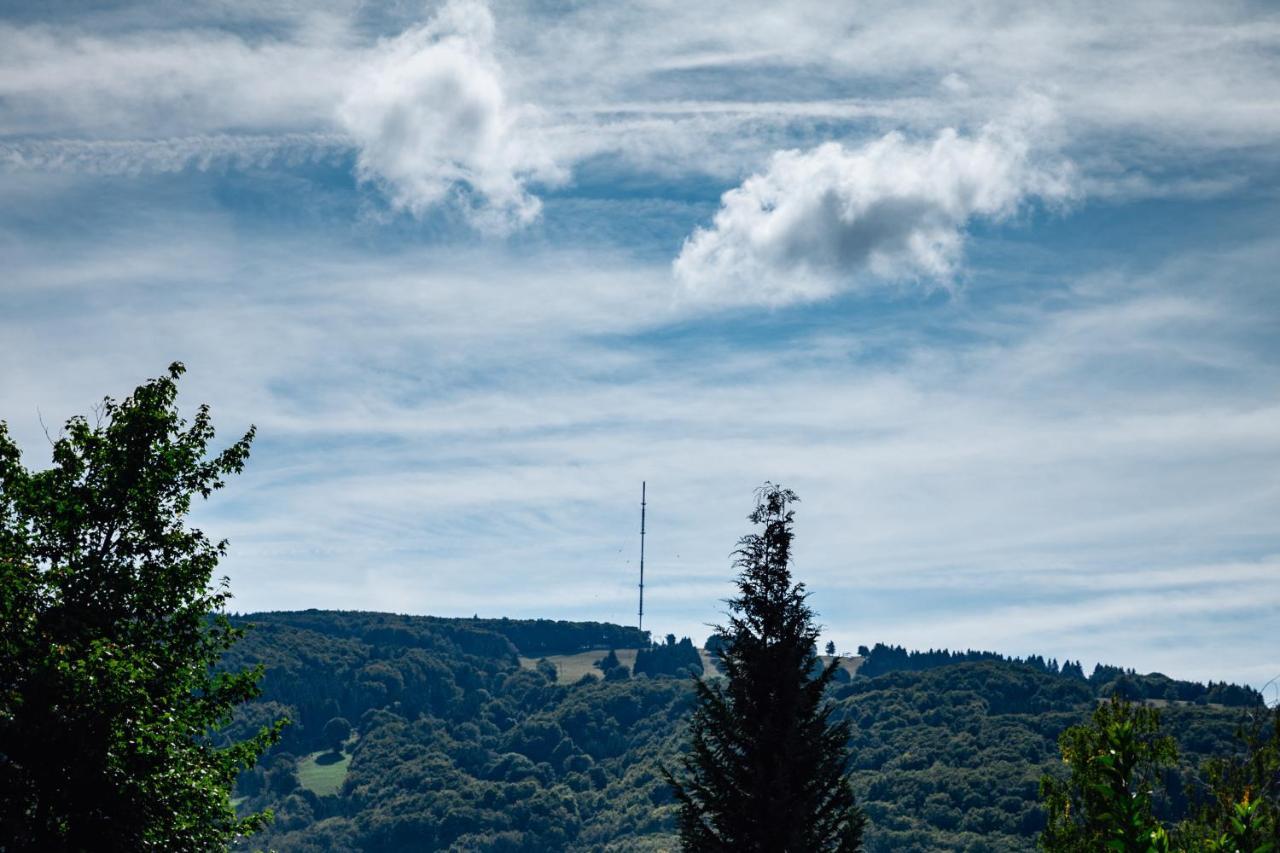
[497,1,1280,207]
[337,0,561,231]
[673,116,1075,305]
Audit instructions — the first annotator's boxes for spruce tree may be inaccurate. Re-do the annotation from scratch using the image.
[665,483,865,851]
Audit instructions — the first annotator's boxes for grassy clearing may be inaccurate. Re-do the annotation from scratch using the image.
[297,749,351,796]
[520,649,641,684]
[520,648,862,685]
[827,654,864,678]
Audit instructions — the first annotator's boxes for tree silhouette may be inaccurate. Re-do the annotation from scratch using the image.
[665,484,865,851]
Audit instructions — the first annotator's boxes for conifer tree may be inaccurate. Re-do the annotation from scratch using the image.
[665,484,865,851]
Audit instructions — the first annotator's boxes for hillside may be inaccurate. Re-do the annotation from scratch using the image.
[223,611,1263,852]
[516,649,858,685]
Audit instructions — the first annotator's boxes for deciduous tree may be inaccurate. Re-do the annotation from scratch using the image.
[1039,696,1177,852]
[324,717,352,755]
[1178,705,1279,851]
[0,363,282,851]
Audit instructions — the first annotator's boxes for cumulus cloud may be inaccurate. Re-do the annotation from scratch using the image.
[673,118,1076,304]
[337,0,561,232]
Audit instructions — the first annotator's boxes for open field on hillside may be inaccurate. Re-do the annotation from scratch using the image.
[297,749,351,797]
[519,648,861,684]
[519,648,641,683]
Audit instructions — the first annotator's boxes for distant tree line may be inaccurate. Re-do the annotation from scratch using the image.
[857,643,1263,707]
[233,609,648,659]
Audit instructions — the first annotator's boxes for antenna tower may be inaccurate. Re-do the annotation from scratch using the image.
[638,481,646,632]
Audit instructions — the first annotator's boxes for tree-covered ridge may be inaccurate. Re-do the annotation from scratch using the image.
[224,611,1266,852]
[857,643,1263,707]
[235,609,648,658]
[223,611,689,851]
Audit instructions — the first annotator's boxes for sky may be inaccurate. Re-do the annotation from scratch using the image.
[1,0,1278,692]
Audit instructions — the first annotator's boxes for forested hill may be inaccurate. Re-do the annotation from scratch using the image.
[223,610,1264,852]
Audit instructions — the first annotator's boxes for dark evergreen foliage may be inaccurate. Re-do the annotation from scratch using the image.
[477,616,647,656]
[859,643,1065,679]
[665,484,866,851]
[1060,660,1086,680]
[859,644,1261,707]
[595,649,631,681]
[0,363,281,851]
[634,635,703,678]
[233,608,646,659]
[704,634,728,674]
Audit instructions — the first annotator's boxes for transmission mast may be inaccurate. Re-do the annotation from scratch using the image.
[638,481,646,633]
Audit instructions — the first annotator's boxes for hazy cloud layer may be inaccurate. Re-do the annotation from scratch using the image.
[0,19,347,137]
[674,116,1075,304]
[2,194,1276,683]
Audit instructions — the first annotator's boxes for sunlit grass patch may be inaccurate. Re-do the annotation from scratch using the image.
[297,749,351,797]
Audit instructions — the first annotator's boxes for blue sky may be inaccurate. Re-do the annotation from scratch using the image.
[2,0,1278,691]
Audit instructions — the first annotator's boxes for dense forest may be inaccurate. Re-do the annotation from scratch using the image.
[223,610,1265,852]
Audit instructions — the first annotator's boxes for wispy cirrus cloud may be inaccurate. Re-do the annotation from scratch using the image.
[2,209,1276,689]
[0,18,348,137]
[0,133,348,175]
